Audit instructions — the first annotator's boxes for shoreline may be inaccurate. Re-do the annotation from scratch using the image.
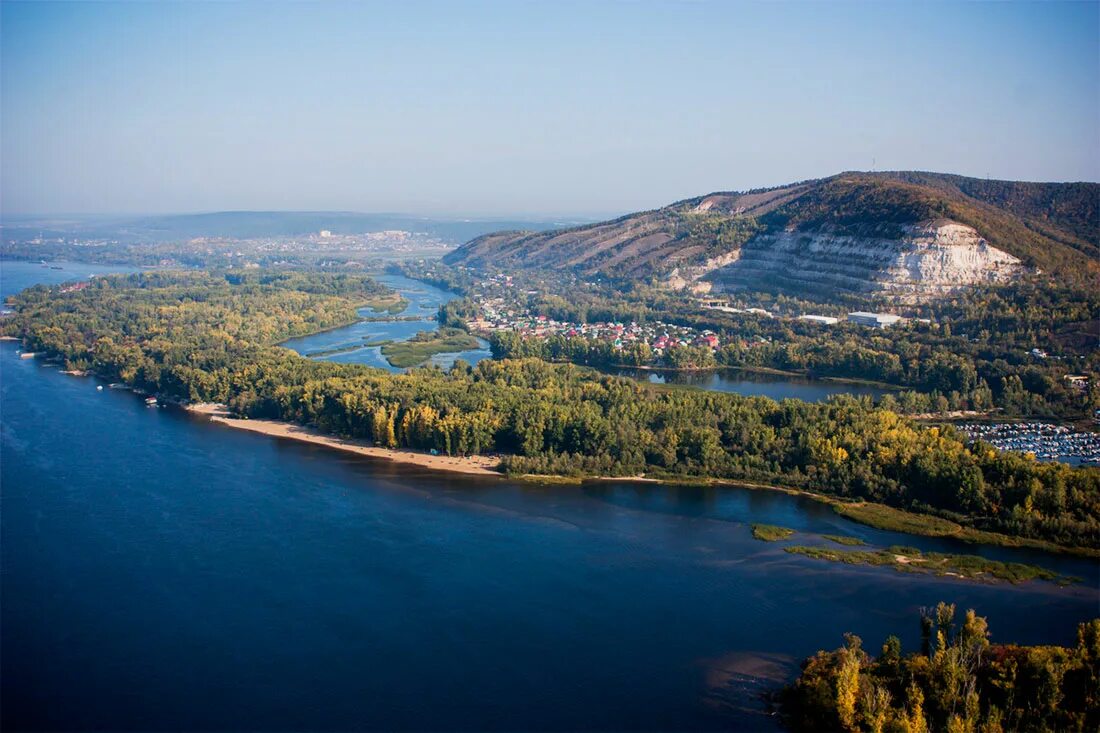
[5,341,1094,560]
[183,401,1098,559]
[185,403,503,476]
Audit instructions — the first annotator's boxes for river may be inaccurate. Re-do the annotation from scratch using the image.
[2,261,1098,730]
[0,259,139,301]
[3,361,1098,730]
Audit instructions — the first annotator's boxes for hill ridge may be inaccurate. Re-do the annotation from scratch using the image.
[444,171,1098,299]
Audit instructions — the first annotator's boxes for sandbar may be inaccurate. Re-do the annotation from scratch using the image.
[186,403,502,476]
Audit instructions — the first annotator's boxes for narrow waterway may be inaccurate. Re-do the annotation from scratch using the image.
[280,273,492,371]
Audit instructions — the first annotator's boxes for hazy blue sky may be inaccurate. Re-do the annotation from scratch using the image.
[2,0,1097,217]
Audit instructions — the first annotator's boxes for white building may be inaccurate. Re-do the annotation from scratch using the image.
[848,311,904,328]
[799,315,839,326]
[319,230,333,238]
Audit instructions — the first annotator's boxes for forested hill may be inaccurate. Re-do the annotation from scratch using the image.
[444,172,1099,297]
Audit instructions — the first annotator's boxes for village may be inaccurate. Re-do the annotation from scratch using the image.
[459,272,915,358]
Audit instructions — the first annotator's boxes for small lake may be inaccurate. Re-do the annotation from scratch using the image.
[610,366,893,402]
[280,273,492,371]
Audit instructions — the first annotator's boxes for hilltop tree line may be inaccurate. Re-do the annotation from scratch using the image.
[4,271,1099,549]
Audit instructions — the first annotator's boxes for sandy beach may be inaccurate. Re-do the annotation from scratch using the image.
[186,403,502,476]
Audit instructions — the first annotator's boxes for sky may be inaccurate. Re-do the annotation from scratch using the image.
[1,0,1097,218]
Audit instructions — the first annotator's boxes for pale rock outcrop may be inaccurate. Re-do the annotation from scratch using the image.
[705,220,1021,301]
[666,250,741,290]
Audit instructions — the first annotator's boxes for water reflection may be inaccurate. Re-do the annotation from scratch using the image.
[610,366,893,403]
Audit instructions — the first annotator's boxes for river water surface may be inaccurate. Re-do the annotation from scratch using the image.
[2,261,1098,731]
[3,341,1099,730]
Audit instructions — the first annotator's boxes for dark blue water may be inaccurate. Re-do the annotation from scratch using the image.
[611,367,892,403]
[3,341,1098,731]
[280,273,492,372]
[3,261,1098,730]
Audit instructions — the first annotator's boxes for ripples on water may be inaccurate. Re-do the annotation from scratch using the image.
[3,341,1098,731]
[2,261,1097,730]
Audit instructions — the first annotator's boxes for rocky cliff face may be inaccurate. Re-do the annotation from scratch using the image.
[706,220,1022,301]
[444,172,1096,299]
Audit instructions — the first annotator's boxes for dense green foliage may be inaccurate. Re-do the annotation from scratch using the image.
[782,603,1100,732]
[4,271,1099,550]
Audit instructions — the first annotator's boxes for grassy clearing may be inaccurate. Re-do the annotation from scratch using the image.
[832,503,962,537]
[752,523,795,542]
[381,328,481,368]
[786,545,1075,585]
[822,534,866,546]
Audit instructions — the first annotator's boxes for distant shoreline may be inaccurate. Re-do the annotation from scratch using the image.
[185,403,503,476]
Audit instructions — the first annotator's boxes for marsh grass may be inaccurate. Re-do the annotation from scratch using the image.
[381,328,480,368]
[786,544,1074,584]
[752,524,795,542]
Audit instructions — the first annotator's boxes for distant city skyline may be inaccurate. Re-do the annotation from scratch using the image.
[2,0,1097,217]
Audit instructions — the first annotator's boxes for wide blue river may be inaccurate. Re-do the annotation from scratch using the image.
[2,261,1098,731]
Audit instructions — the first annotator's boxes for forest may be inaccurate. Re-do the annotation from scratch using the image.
[4,270,1099,550]
[781,603,1099,733]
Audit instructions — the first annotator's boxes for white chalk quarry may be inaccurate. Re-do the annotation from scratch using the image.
[696,220,1022,301]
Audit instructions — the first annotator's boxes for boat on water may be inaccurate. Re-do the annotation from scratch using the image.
[96,385,103,391]
[144,397,158,406]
